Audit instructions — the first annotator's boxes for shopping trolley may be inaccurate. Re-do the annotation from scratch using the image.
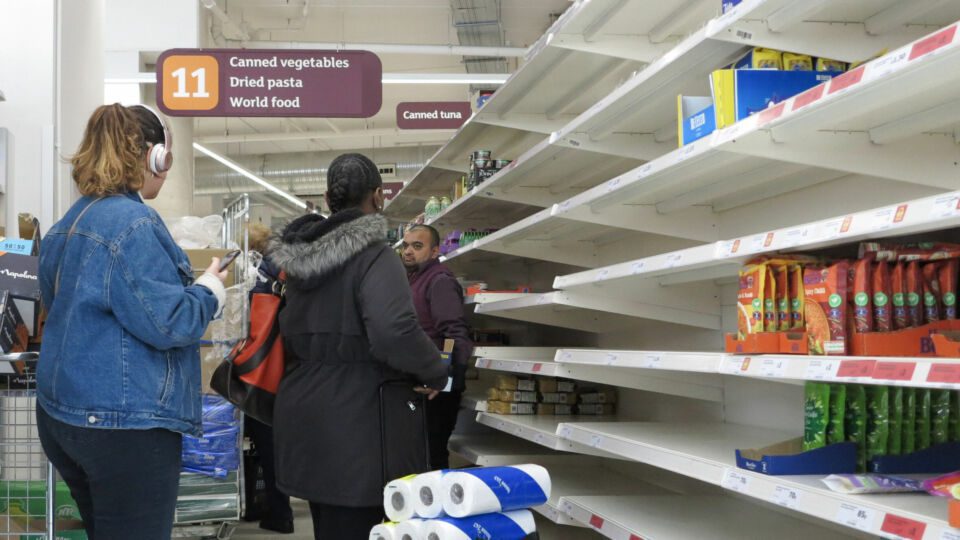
[0,352,58,540]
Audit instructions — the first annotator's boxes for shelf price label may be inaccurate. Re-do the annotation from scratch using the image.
[630,261,646,275]
[605,353,618,366]
[804,359,840,380]
[558,426,573,439]
[771,485,801,510]
[933,194,960,218]
[720,239,742,258]
[779,227,808,248]
[759,358,787,378]
[532,363,543,373]
[533,433,546,445]
[879,514,926,540]
[676,142,698,163]
[642,354,663,369]
[926,363,960,385]
[589,434,604,448]
[872,362,916,382]
[870,49,909,80]
[721,468,751,493]
[909,25,958,61]
[589,515,605,530]
[720,356,749,375]
[872,207,897,231]
[595,269,610,282]
[665,253,684,268]
[476,358,490,369]
[836,359,876,380]
[940,531,960,540]
[836,503,879,532]
[748,234,766,253]
[605,177,622,193]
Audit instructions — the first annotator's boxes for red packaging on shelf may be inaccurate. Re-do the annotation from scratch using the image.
[923,263,942,324]
[776,265,790,331]
[907,261,924,327]
[852,258,873,333]
[940,260,958,320]
[764,266,777,333]
[804,262,849,355]
[892,263,909,330]
[874,261,893,332]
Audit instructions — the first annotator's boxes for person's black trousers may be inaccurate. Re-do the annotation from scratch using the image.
[244,416,293,523]
[36,405,182,540]
[425,391,463,470]
[308,501,383,539]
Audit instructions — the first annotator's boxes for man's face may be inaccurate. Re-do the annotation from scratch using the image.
[402,229,439,270]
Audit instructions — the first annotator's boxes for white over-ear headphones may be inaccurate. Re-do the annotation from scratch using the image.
[134,105,173,175]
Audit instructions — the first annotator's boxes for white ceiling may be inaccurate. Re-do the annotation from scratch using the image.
[195,0,572,157]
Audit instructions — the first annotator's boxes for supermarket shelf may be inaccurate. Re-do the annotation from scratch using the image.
[555,189,960,293]
[476,356,725,403]
[473,346,558,360]
[473,291,721,332]
[539,465,672,527]
[558,0,958,144]
[464,292,534,305]
[476,412,625,459]
[561,495,859,540]
[426,190,539,231]
[558,349,724,374]
[448,433,588,467]
[461,392,487,412]
[557,421,958,539]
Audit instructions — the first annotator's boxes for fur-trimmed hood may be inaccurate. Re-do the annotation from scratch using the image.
[270,210,388,283]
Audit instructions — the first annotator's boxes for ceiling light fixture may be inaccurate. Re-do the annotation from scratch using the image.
[192,142,308,210]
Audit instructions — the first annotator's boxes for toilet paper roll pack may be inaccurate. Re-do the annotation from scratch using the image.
[395,518,427,540]
[441,464,551,518]
[369,522,397,540]
[412,470,447,518]
[384,474,418,522]
[424,510,536,540]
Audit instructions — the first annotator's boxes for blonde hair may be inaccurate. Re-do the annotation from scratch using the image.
[70,104,146,196]
[248,222,272,253]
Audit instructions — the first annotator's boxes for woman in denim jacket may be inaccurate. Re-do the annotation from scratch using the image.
[36,104,228,539]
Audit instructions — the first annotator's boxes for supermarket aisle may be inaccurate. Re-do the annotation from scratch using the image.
[233,499,312,540]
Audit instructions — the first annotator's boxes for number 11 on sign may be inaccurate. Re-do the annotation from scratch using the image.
[171,67,210,98]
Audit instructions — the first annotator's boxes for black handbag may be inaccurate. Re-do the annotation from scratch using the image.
[378,379,430,485]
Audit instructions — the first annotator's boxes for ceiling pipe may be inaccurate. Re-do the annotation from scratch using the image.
[199,0,251,41]
[241,40,528,57]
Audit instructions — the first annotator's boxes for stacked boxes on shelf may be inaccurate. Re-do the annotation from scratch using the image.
[486,375,616,416]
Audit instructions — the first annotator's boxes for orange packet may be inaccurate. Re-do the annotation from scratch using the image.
[737,265,766,338]
[764,266,777,332]
[873,261,893,332]
[923,263,942,324]
[941,259,958,320]
[776,265,790,331]
[852,258,873,333]
[804,261,849,355]
[789,265,804,329]
[892,262,909,330]
[907,261,924,327]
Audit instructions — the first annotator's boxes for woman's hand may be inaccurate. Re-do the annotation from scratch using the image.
[413,386,440,400]
[205,258,229,284]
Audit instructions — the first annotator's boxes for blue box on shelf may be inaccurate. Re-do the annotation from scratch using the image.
[869,442,960,474]
[721,0,743,14]
[736,438,857,475]
[677,95,716,147]
[711,69,842,129]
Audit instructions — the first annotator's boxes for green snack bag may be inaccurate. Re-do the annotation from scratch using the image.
[902,388,916,454]
[888,386,903,456]
[951,391,960,442]
[844,385,868,472]
[803,382,831,451]
[933,390,951,445]
[866,386,889,462]
[917,389,932,450]
[827,384,846,445]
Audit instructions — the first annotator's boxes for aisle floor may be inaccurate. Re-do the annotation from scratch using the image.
[233,499,313,540]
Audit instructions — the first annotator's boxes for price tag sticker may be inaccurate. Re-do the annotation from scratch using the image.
[721,468,751,493]
[927,363,960,385]
[880,514,926,540]
[605,353,618,366]
[772,485,801,510]
[748,234,766,253]
[589,434,604,448]
[630,260,646,274]
[532,363,543,373]
[872,362,916,382]
[533,433,546,445]
[759,358,787,378]
[870,49,909,79]
[558,426,573,439]
[837,359,877,380]
[561,351,573,362]
[642,354,663,369]
[476,358,489,369]
[676,142,697,163]
[637,163,653,178]
[804,359,840,380]
[872,207,896,231]
[666,253,684,268]
[940,531,960,540]
[780,227,808,248]
[719,239,741,258]
[605,177,622,193]
[720,356,748,375]
[589,515,604,530]
[596,269,610,282]
[933,194,960,218]
[836,503,878,532]
[497,420,506,430]
[536,295,549,305]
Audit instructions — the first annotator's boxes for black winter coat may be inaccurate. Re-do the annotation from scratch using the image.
[269,210,448,507]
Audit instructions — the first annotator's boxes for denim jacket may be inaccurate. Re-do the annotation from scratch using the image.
[37,192,222,436]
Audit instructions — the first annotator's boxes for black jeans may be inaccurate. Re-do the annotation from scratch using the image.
[308,501,382,540]
[36,405,182,540]
[244,416,292,522]
[426,391,462,470]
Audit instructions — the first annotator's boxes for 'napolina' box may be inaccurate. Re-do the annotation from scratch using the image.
[0,253,41,337]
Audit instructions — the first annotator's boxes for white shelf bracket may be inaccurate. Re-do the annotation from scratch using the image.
[865,0,953,36]
[868,99,960,145]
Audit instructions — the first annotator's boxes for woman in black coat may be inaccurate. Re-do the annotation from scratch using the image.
[270,153,448,539]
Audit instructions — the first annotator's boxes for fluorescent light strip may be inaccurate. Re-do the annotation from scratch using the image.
[192,142,308,210]
[107,73,509,85]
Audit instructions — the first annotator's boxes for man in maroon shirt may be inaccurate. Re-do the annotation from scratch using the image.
[402,225,473,469]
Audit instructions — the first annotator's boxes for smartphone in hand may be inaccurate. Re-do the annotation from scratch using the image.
[218,250,242,272]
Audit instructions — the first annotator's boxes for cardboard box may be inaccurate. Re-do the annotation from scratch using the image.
[556,381,576,393]
[711,69,841,129]
[869,441,960,474]
[0,253,41,336]
[576,403,615,416]
[184,248,236,286]
[579,389,617,404]
[724,331,809,355]
[486,401,534,415]
[735,438,857,475]
[851,320,960,357]
[536,403,573,416]
[0,290,27,354]
[17,213,40,256]
[677,95,716,147]
[540,392,575,404]
[537,378,558,393]
[486,389,536,403]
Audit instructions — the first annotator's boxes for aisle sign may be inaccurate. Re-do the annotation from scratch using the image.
[157,49,382,117]
[396,102,471,129]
